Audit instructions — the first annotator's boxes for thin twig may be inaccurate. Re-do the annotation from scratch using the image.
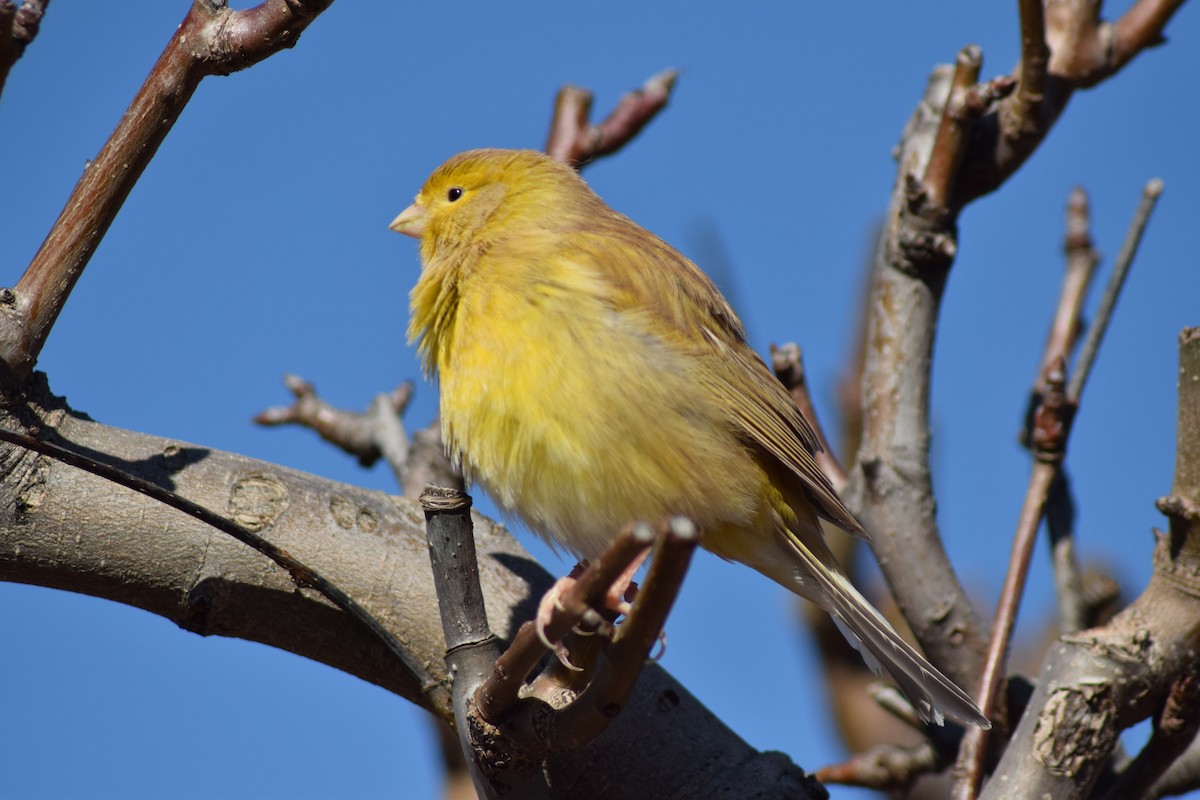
[0,424,452,716]
[475,523,656,721]
[955,458,1059,799]
[958,181,1165,798]
[817,740,943,791]
[255,375,413,467]
[1068,179,1164,403]
[922,45,984,216]
[1035,186,1099,634]
[0,0,49,100]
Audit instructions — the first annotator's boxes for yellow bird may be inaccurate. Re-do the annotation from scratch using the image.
[391,148,987,729]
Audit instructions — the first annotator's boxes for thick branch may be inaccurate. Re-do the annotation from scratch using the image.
[980,328,1200,799]
[844,66,988,686]
[0,374,821,799]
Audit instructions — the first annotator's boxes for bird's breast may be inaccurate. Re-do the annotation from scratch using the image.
[435,272,762,559]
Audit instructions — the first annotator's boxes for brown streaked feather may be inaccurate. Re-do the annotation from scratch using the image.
[574,216,865,537]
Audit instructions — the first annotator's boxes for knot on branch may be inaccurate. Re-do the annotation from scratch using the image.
[421,484,472,515]
[1027,356,1075,463]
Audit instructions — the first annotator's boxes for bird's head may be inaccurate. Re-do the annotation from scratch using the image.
[390,149,596,258]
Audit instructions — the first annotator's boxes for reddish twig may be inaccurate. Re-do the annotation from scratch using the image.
[817,740,943,791]
[546,518,698,750]
[1036,187,1100,635]
[544,69,678,170]
[921,45,983,217]
[1067,179,1163,404]
[475,523,656,722]
[956,180,1165,799]
[0,0,334,379]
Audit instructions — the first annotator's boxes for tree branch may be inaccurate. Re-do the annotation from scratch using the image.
[843,64,989,687]
[0,374,823,799]
[0,0,334,378]
[979,327,1200,799]
[545,69,678,170]
[0,0,48,100]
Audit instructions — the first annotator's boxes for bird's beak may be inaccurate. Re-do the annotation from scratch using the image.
[389,203,426,238]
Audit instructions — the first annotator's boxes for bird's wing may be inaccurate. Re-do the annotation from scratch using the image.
[698,337,865,536]
[574,221,865,536]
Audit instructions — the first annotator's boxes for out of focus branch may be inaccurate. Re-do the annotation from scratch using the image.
[545,69,678,170]
[1037,188,1100,636]
[959,180,1164,799]
[958,0,1185,204]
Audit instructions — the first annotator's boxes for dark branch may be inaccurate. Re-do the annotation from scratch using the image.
[0,0,49,100]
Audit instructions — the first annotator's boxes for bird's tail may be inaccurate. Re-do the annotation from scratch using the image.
[764,517,990,729]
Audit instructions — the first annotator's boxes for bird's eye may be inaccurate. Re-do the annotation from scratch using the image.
[447,187,463,202]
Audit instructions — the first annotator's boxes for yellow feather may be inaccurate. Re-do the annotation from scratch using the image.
[395,148,988,728]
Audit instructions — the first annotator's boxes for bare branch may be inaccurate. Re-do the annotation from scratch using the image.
[477,523,655,723]
[1038,187,1100,635]
[979,328,1200,800]
[0,377,821,798]
[843,65,989,686]
[1102,675,1200,800]
[1068,179,1164,403]
[817,740,943,791]
[0,0,49,100]
[256,375,412,466]
[0,422,454,716]
[999,0,1050,143]
[545,69,678,170]
[0,0,334,378]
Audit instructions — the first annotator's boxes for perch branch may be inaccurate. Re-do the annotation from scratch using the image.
[0,423,452,716]
[0,378,820,798]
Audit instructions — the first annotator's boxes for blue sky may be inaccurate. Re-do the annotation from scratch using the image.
[2,3,1198,798]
